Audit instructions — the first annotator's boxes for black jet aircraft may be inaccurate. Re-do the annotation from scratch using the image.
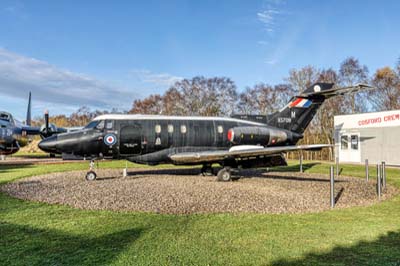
[0,92,69,156]
[38,83,372,181]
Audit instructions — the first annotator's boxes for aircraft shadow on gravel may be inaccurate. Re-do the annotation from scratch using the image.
[94,163,347,184]
[0,222,143,265]
[124,163,321,178]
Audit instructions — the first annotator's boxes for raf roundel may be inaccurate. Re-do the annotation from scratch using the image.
[104,133,117,146]
[313,85,321,92]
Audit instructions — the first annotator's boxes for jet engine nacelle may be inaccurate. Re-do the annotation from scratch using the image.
[227,126,291,146]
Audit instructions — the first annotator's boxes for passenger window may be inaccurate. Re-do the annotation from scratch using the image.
[217,125,223,134]
[180,125,187,134]
[351,135,358,150]
[155,124,161,134]
[96,120,105,130]
[341,135,348,150]
[168,124,174,133]
[106,121,113,130]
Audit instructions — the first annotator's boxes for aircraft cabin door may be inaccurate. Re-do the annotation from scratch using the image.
[119,124,142,155]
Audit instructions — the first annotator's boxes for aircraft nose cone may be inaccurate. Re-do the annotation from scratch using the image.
[38,135,58,153]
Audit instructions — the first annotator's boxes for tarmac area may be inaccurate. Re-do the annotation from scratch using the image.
[1,167,397,214]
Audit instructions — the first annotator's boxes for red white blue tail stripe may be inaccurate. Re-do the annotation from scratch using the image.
[289,98,312,108]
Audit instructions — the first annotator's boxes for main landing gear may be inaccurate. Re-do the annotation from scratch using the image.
[201,164,237,182]
[201,164,214,176]
[217,167,232,182]
[85,160,97,181]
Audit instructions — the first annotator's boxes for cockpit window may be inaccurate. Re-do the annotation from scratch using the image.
[84,121,99,129]
[0,113,11,122]
[95,120,105,130]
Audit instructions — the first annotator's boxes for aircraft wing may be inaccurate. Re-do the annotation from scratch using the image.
[169,144,331,164]
[21,126,82,137]
[21,126,41,135]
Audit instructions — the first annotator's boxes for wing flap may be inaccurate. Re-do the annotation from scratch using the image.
[169,144,331,164]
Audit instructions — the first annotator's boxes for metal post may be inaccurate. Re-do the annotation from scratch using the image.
[377,164,381,200]
[365,159,369,182]
[382,161,386,190]
[330,166,335,208]
[299,152,303,173]
[123,161,128,177]
[336,157,339,176]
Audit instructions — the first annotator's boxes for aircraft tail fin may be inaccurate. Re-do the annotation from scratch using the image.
[267,83,373,135]
[26,92,32,126]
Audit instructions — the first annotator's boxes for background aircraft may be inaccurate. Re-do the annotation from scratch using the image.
[38,83,373,181]
[0,92,70,157]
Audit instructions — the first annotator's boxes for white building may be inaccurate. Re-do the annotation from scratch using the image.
[334,109,400,166]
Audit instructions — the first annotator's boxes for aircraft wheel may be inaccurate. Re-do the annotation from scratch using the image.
[85,171,97,181]
[217,168,232,182]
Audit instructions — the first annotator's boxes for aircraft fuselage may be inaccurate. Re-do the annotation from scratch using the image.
[39,115,301,166]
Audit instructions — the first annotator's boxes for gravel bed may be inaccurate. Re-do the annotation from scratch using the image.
[1,168,397,214]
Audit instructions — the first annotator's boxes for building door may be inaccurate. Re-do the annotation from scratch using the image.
[339,132,361,163]
[119,124,142,155]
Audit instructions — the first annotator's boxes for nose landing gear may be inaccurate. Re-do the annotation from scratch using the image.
[85,160,97,181]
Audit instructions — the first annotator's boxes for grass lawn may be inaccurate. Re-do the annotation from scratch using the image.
[1,159,400,265]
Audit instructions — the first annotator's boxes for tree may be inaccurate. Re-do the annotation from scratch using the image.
[338,57,369,113]
[166,76,238,116]
[129,76,238,116]
[370,66,400,111]
[237,83,294,115]
[129,94,163,115]
[161,88,184,115]
[286,66,319,94]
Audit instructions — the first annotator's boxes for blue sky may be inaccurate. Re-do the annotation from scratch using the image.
[1,0,399,120]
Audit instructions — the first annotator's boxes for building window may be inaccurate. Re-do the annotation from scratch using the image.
[341,135,348,150]
[217,125,224,134]
[180,125,187,134]
[168,124,174,133]
[351,135,358,150]
[155,124,161,134]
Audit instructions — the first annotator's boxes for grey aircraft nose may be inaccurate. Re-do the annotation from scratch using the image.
[38,135,58,153]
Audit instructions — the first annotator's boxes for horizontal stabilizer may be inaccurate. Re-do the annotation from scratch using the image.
[300,83,374,98]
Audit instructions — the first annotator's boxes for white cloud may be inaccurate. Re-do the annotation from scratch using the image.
[265,59,277,65]
[130,69,183,87]
[257,8,280,32]
[257,0,287,34]
[0,48,138,111]
[257,40,269,45]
